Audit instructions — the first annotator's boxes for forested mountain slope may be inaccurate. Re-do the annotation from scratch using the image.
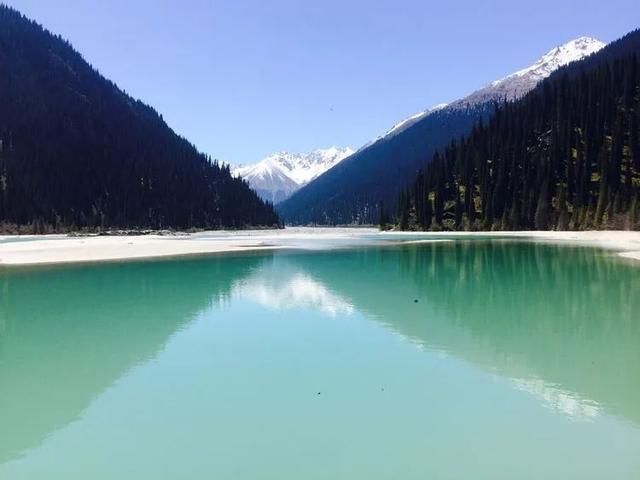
[0,6,279,232]
[397,29,640,231]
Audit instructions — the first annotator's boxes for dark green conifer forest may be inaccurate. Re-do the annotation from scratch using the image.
[398,30,640,231]
[0,6,280,233]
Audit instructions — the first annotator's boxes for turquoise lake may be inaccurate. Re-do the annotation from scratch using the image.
[0,241,639,479]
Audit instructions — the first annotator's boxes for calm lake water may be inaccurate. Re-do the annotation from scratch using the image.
[1,241,639,479]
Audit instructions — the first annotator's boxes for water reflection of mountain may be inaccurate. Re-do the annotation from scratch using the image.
[266,243,640,424]
[0,253,270,463]
[2,241,639,465]
[231,258,354,316]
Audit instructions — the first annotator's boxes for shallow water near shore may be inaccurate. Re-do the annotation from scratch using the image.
[0,241,639,479]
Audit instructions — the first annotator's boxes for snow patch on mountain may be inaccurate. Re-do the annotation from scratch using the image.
[453,36,605,108]
[357,103,449,153]
[233,146,354,204]
[368,36,605,147]
[385,103,449,138]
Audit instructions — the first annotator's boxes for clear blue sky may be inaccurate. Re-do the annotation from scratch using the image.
[4,0,639,164]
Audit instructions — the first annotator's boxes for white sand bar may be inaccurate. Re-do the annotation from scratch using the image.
[0,228,377,266]
[0,228,639,266]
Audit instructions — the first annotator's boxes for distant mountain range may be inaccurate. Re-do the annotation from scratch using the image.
[233,147,354,204]
[278,36,605,225]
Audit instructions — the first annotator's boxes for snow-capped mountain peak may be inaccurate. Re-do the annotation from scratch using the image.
[233,146,354,204]
[369,36,605,146]
[483,36,606,98]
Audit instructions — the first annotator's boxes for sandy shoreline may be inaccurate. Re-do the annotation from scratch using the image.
[0,228,639,266]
